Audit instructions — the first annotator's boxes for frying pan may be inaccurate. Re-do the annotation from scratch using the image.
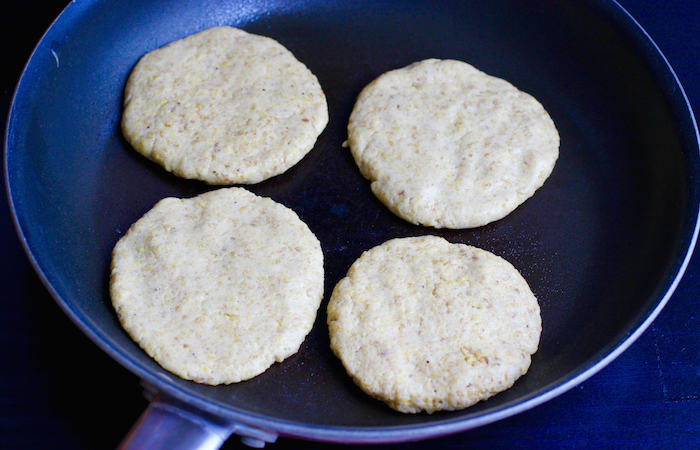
[5,0,700,448]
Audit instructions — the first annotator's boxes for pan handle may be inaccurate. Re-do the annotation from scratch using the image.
[118,385,278,449]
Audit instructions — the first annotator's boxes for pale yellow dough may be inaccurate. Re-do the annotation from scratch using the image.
[327,235,541,413]
[346,59,559,228]
[110,187,324,385]
[122,26,328,184]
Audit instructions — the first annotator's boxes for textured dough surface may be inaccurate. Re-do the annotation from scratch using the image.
[122,26,328,184]
[110,187,324,385]
[347,59,559,228]
[327,235,541,413]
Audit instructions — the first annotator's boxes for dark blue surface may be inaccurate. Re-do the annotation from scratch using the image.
[2,0,699,448]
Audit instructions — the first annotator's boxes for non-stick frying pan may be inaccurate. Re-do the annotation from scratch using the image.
[5,0,700,448]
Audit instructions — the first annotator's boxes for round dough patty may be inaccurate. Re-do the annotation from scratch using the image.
[110,187,324,385]
[346,59,559,229]
[121,26,328,185]
[327,235,541,413]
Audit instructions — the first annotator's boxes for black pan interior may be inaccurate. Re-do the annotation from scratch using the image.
[5,0,699,441]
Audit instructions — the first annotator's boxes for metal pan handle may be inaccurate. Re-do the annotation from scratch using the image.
[118,385,278,449]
